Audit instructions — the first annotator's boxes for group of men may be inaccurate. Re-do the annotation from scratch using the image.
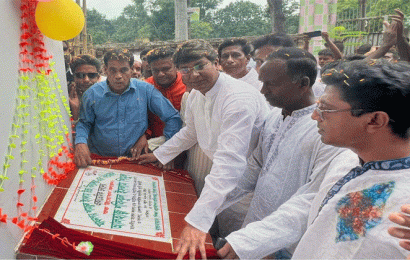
[66,13,410,259]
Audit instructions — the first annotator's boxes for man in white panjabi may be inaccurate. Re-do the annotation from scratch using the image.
[216,47,345,259]
[218,38,262,91]
[219,59,410,259]
[138,39,270,259]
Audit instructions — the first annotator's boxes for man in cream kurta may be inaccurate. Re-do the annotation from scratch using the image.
[218,105,345,245]
[153,71,268,230]
[216,47,345,259]
[218,59,410,259]
[238,67,263,91]
[139,39,269,259]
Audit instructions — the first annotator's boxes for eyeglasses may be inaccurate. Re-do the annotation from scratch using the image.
[179,62,210,75]
[315,105,364,121]
[74,72,99,79]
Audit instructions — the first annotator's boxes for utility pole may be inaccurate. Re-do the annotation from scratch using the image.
[82,0,88,54]
[74,0,81,56]
[175,0,188,41]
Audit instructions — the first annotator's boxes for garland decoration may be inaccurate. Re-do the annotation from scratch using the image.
[0,0,75,232]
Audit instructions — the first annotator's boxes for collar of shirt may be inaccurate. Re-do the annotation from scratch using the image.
[286,103,316,118]
[205,72,222,98]
[102,80,135,96]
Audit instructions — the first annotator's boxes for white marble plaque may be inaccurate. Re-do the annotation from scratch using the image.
[54,166,171,243]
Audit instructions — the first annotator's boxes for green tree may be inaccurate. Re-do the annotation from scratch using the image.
[149,0,175,41]
[189,0,223,22]
[283,0,300,34]
[209,0,271,38]
[112,1,151,43]
[86,9,114,44]
[190,21,213,39]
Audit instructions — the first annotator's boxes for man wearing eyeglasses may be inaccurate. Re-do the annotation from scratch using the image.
[144,47,186,152]
[216,47,345,259]
[74,49,182,167]
[220,59,410,259]
[138,39,270,259]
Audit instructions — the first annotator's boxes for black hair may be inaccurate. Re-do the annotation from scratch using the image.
[318,48,335,58]
[356,43,372,55]
[343,54,366,61]
[218,38,251,58]
[103,49,134,68]
[173,39,218,66]
[321,59,410,139]
[140,48,152,60]
[146,47,175,64]
[266,47,318,87]
[252,33,295,51]
[70,54,101,73]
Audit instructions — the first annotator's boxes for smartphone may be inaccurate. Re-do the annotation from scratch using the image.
[304,30,322,38]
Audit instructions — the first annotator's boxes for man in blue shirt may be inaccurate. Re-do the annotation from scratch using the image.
[74,49,182,167]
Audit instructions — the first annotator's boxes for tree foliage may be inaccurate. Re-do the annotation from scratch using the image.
[86,9,115,44]
[209,0,271,38]
[86,0,300,44]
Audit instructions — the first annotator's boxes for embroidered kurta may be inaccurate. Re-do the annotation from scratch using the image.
[145,72,186,138]
[222,105,346,259]
[154,72,270,232]
[293,151,410,259]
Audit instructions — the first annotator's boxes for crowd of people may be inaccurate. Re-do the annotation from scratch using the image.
[63,8,410,259]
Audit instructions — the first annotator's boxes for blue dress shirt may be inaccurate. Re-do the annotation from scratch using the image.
[75,78,182,157]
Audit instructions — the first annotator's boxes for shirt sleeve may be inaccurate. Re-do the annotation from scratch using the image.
[226,144,346,259]
[216,123,266,214]
[147,85,182,140]
[75,91,95,145]
[185,93,262,232]
[153,95,198,163]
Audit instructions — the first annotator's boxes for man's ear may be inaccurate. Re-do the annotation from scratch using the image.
[366,111,391,133]
[245,54,251,65]
[300,76,310,89]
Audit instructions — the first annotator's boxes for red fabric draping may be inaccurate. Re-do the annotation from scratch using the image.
[19,217,220,259]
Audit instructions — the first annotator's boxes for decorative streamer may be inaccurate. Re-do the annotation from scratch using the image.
[0,0,75,231]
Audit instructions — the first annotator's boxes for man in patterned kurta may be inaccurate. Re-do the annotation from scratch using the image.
[219,59,410,259]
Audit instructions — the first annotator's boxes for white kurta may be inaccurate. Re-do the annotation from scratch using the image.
[293,151,410,259]
[238,68,263,91]
[154,72,270,232]
[222,105,346,259]
[180,92,213,195]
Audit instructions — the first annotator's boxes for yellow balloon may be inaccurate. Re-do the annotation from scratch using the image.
[35,0,85,41]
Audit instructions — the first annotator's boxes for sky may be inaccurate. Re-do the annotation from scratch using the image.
[85,0,267,20]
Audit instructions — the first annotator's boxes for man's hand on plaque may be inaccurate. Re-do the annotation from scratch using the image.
[138,153,159,164]
[217,242,238,259]
[74,143,92,168]
[175,224,207,260]
[131,133,149,159]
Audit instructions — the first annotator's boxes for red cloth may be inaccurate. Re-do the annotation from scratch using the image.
[19,217,219,259]
[145,72,186,138]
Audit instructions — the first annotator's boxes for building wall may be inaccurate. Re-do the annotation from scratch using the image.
[0,1,68,258]
[299,0,338,55]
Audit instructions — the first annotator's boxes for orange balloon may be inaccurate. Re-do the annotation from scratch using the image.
[35,0,85,41]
